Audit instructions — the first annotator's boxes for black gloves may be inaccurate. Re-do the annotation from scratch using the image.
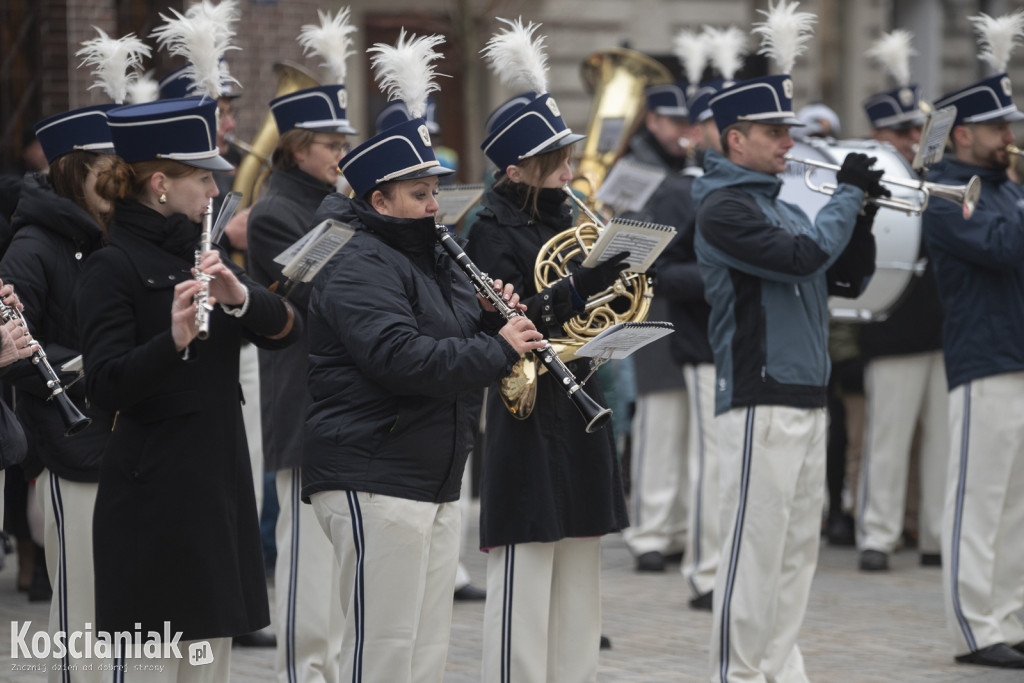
[836,153,885,196]
[572,251,630,299]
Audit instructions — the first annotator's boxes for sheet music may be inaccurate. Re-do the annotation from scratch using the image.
[595,159,667,212]
[435,184,485,225]
[211,191,243,245]
[276,219,356,282]
[913,106,956,170]
[580,218,676,272]
[575,321,675,360]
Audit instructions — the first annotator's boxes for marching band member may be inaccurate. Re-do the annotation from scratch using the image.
[247,8,356,682]
[924,10,1024,670]
[694,3,882,679]
[468,19,629,682]
[0,28,146,682]
[618,80,694,575]
[76,3,300,680]
[856,30,948,573]
[301,31,542,683]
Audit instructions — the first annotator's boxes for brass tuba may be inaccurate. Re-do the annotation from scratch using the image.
[498,49,668,419]
[231,61,320,207]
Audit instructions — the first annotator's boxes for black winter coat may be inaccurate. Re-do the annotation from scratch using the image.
[466,182,629,548]
[76,199,300,641]
[248,167,334,471]
[0,174,114,481]
[302,195,519,505]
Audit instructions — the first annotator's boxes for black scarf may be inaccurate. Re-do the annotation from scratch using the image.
[494,179,573,231]
[110,200,202,262]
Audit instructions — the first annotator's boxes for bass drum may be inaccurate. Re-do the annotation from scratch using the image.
[778,138,923,322]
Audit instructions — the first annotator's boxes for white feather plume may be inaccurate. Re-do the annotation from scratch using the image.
[752,0,816,74]
[866,30,916,87]
[368,30,446,119]
[673,30,709,87]
[299,8,358,85]
[480,17,549,95]
[76,27,151,105]
[970,10,1024,73]
[704,26,747,82]
[151,0,240,99]
[126,70,160,104]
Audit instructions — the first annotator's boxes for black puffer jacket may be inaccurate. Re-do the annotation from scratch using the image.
[0,173,114,481]
[301,195,520,505]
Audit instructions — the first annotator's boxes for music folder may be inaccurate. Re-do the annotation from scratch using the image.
[575,321,675,362]
[913,106,957,171]
[580,219,676,273]
[274,219,356,284]
[595,158,667,213]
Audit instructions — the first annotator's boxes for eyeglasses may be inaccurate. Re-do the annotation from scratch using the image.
[311,139,349,155]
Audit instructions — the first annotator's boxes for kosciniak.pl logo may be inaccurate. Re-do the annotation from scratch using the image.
[9,621,210,665]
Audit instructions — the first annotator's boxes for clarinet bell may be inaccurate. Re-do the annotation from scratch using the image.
[54,391,92,437]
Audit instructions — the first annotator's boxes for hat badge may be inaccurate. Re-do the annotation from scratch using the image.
[546,97,561,118]
[337,89,348,109]
[783,79,794,99]
[898,87,914,107]
[418,124,432,147]
[1002,76,1013,97]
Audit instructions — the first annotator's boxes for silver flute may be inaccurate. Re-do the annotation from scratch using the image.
[0,295,91,436]
[194,199,214,340]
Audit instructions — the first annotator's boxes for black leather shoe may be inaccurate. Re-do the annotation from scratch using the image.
[454,584,486,601]
[599,635,612,650]
[859,549,889,571]
[663,551,685,564]
[635,551,665,572]
[1013,641,1024,655]
[689,591,713,611]
[920,552,942,567]
[826,513,855,546]
[233,628,277,648]
[954,643,1024,668]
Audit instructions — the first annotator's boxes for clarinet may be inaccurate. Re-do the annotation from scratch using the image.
[435,224,612,433]
[193,199,214,340]
[0,297,92,437]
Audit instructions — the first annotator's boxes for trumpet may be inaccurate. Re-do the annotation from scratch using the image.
[785,154,981,220]
[1008,144,1024,157]
[193,199,215,340]
[434,224,612,433]
[0,296,91,437]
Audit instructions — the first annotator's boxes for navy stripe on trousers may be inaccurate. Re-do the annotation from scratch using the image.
[500,545,515,683]
[718,408,755,683]
[948,383,977,651]
[286,471,301,683]
[49,474,70,683]
[345,492,366,683]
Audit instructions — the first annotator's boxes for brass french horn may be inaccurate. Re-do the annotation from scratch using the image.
[231,61,320,207]
[498,49,667,419]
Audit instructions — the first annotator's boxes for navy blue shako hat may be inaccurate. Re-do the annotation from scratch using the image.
[863,85,926,130]
[106,96,234,171]
[340,117,452,198]
[645,82,689,118]
[935,73,1024,125]
[271,85,357,135]
[709,74,805,130]
[481,92,585,169]
[34,105,117,163]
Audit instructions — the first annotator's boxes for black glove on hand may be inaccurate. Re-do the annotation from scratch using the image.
[836,153,884,194]
[573,251,631,299]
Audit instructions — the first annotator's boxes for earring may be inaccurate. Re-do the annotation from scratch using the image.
[159,193,167,204]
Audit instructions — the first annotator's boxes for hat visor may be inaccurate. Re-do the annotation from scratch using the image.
[531,132,587,159]
[388,164,455,184]
[180,154,235,172]
[995,109,1024,123]
[301,122,359,135]
[752,115,806,127]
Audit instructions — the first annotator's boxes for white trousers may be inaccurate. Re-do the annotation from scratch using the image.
[710,406,826,683]
[37,470,104,683]
[623,388,689,556]
[275,469,343,683]
[115,637,231,682]
[682,364,720,598]
[312,491,460,683]
[454,458,474,591]
[942,374,1024,655]
[238,343,263,513]
[858,351,948,554]
[482,538,601,683]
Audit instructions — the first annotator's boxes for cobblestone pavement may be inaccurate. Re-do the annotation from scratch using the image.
[2,518,1022,682]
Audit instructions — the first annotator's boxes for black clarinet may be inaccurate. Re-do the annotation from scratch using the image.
[0,298,91,437]
[435,224,612,433]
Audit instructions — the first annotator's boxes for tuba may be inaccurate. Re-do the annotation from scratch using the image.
[498,49,668,419]
[231,62,320,207]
